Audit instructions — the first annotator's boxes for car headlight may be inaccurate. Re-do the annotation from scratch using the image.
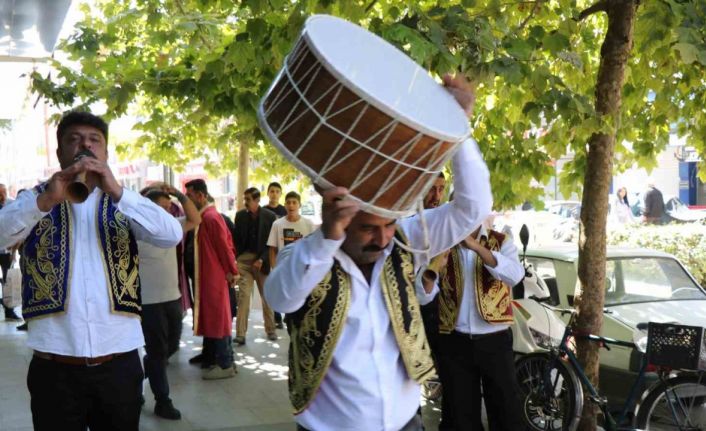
[529,327,559,350]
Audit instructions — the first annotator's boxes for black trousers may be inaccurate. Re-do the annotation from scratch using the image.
[436,329,523,431]
[203,336,233,369]
[141,299,183,402]
[27,349,143,431]
[0,253,13,312]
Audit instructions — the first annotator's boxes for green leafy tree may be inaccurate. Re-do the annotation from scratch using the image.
[33,1,706,429]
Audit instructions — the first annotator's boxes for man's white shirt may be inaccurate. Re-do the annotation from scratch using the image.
[0,188,182,357]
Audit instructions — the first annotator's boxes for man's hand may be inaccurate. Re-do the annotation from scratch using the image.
[226,272,239,287]
[37,162,88,211]
[77,157,123,202]
[442,74,477,118]
[461,233,482,252]
[320,187,359,241]
[252,259,263,273]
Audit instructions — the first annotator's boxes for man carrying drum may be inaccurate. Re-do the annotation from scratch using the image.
[265,74,492,431]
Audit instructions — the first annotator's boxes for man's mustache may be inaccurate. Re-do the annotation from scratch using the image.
[363,245,385,252]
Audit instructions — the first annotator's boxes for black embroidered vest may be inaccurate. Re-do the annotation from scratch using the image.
[285,231,435,413]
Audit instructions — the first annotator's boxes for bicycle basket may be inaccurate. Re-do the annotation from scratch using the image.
[647,322,706,370]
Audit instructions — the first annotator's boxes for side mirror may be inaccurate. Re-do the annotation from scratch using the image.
[567,294,575,307]
[519,224,530,251]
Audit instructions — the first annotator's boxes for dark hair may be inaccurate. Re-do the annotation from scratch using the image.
[267,182,282,192]
[245,187,261,200]
[145,190,170,203]
[56,111,109,146]
[185,179,208,195]
[437,172,445,179]
[285,191,301,203]
[616,187,629,206]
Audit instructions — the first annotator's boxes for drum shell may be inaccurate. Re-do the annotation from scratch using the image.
[258,20,465,218]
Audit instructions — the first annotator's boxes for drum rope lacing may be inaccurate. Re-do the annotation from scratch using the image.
[264,47,446,212]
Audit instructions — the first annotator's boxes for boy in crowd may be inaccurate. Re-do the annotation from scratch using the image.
[265,182,287,218]
[267,191,315,270]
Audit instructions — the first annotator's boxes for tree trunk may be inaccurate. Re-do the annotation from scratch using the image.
[237,139,250,211]
[575,2,638,430]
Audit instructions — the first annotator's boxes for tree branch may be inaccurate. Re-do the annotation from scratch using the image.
[518,0,542,30]
[364,0,378,13]
[577,1,608,21]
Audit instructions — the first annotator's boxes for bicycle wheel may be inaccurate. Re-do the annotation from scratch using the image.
[636,372,706,430]
[515,353,583,431]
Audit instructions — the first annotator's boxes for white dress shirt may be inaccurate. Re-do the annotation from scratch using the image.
[454,226,525,335]
[265,138,492,431]
[0,188,182,357]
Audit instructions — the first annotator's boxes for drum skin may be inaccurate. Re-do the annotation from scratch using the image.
[258,15,468,218]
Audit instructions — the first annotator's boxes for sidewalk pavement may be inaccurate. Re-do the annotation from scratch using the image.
[0,309,442,431]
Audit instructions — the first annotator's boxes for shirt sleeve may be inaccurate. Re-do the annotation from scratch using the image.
[414,265,440,306]
[116,189,182,249]
[484,236,525,287]
[264,229,343,313]
[0,190,49,249]
[400,138,493,270]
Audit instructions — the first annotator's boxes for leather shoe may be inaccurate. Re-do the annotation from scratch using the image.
[234,336,246,346]
[267,333,278,341]
[188,353,204,365]
[4,309,22,321]
[154,400,182,420]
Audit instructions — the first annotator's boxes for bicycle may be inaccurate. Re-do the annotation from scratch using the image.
[515,301,706,430]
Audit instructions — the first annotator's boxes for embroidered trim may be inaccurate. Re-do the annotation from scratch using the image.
[381,238,436,383]
[289,264,351,413]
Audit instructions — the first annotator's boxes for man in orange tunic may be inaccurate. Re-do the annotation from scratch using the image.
[185,179,239,380]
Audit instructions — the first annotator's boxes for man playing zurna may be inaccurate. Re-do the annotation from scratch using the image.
[0,111,182,430]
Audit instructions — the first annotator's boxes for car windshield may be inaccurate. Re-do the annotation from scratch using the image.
[604,257,706,305]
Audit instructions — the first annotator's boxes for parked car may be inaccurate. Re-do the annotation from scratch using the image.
[523,245,706,408]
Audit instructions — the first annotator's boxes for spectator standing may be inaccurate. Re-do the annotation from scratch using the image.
[233,187,277,344]
[267,191,315,269]
[643,182,666,224]
[139,186,201,419]
[185,179,239,379]
[0,183,21,321]
[265,182,287,218]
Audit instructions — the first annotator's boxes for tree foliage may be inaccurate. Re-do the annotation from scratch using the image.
[32,0,706,207]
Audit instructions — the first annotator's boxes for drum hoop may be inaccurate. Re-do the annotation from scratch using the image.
[301,25,471,144]
[258,101,423,219]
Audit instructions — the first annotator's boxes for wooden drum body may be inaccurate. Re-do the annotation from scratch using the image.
[258,15,470,218]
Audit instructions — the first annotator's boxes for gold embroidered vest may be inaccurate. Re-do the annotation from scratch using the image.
[285,231,435,413]
[21,186,141,320]
[438,230,513,333]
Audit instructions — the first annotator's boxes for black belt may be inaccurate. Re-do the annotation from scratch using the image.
[451,328,509,340]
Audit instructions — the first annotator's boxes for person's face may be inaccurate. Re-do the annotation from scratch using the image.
[244,193,260,212]
[268,187,282,205]
[342,212,397,265]
[56,124,108,168]
[156,196,172,212]
[423,177,446,209]
[185,187,206,209]
[285,198,300,216]
[618,188,626,199]
[0,185,6,204]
